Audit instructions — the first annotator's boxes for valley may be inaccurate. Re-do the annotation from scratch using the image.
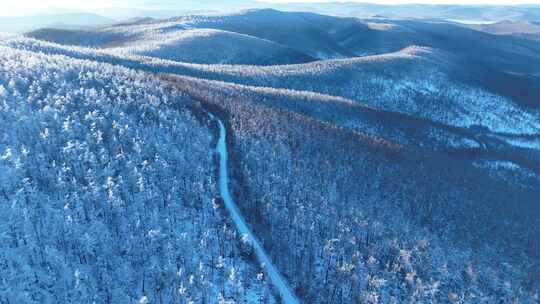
[1,6,539,304]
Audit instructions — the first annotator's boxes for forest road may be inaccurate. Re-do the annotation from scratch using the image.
[210,113,300,304]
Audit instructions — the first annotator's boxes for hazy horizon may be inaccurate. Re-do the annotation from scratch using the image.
[3,0,540,17]
[1,1,540,303]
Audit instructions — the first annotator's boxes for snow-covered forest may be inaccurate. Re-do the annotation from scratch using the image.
[0,48,277,303]
[1,8,540,304]
[167,75,539,303]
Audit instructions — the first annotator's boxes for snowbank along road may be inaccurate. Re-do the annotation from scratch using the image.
[212,114,300,304]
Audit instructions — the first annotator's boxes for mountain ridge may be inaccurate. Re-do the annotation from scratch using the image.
[1,8,539,303]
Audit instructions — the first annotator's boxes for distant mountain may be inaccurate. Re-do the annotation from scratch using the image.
[269,2,540,22]
[0,13,115,33]
[19,9,540,111]
[112,28,316,65]
[138,11,540,107]
[157,45,540,135]
[467,20,540,41]
[171,9,365,59]
[25,28,136,48]
[10,31,540,139]
[2,8,540,303]
[89,7,215,21]
[88,0,258,20]
[28,9,365,59]
[25,14,317,65]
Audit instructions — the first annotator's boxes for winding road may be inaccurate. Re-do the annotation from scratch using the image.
[211,114,300,304]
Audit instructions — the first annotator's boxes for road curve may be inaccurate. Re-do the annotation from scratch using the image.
[211,114,300,304]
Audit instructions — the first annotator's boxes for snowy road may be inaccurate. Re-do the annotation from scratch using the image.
[212,115,300,304]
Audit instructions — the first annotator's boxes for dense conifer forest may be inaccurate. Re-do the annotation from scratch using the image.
[1,7,539,304]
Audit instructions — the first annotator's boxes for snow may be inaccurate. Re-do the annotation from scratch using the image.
[446,19,497,25]
[108,28,311,65]
[366,22,399,31]
[213,115,300,304]
[0,32,15,39]
[2,11,539,302]
[0,46,277,303]
[473,160,539,183]
[505,137,540,150]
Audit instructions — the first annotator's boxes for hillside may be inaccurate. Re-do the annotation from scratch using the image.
[25,28,136,48]
[0,46,277,303]
[164,73,540,303]
[467,20,540,41]
[25,14,316,65]
[2,8,540,304]
[0,13,114,33]
[24,9,406,59]
[275,2,540,22]
[31,9,537,108]
[5,36,539,152]
[110,28,315,65]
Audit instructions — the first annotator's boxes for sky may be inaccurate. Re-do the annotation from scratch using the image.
[2,0,539,17]
[264,0,539,2]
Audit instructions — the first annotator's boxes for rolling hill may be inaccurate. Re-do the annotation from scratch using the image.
[25,13,317,65]
[0,45,279,303]
[163,72,540,303]
[6,34,539,141]
[273,2,540,22]
[29,9,537,109]
[1,7,540,304]
[467,20,540,41]
[110,28,316,65]
[0,13,114,33]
